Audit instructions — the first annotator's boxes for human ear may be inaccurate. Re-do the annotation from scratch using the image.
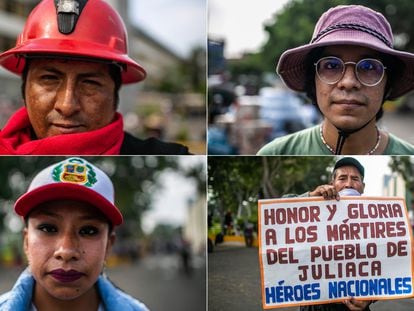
[105,231,116,259]
[23,227,29,259]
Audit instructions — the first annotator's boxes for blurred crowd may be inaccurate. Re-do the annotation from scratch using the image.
[208,72,321,155]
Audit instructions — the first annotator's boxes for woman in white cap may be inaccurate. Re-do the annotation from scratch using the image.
[258,5,414,155]
[0,157,149,310]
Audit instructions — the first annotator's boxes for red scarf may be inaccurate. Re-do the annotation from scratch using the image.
[0,107,124,155]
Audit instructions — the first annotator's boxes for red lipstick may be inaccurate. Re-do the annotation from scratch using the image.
[49,269,85,283]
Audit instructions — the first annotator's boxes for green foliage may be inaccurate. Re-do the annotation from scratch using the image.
[0,157,185,238]
[151,223,179,240]
[389,156,414,191]
[187,46,207,94]
[183,161,207,197]
[157,46,206,94]
[235,0,414,78]
[208,156,261,215]
[175,126,190,141]
[261,0,357,69]
[228,53,264,76]
[353,0,414,51]
[136,103,163,118]
[158,67,188,93]
[208,156,336,218]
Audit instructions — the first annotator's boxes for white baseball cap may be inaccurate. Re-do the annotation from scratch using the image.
[14,157,123,226]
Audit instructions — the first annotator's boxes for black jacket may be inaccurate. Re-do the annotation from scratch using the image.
[300,304,371,311]
[120,132,191,155]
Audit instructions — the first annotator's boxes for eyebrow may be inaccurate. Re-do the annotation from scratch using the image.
[38,67,107,79]
[337,173,361,179]
[39,67,63,75]
[32,209,104,221]
[321,53,380,60]
[33,209,62,219]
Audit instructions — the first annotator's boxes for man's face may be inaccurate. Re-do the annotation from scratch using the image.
[315,45,387,131]
[25,59,116,138]
[24,200,114,301]
[332,165,365,194]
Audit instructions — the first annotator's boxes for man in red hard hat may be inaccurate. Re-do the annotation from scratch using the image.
[0,0,190,155]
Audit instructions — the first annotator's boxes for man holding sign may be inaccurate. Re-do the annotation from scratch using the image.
[306,157,365,202]
[301,158,370,311]
[258,157,413,311]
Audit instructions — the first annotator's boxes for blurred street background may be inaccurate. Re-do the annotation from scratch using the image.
[209,242,414,311]
[0,156,207,310]
[0,0,206,154]
[208,0,414,154]
[208,156,414,253]
[0,254,206,311]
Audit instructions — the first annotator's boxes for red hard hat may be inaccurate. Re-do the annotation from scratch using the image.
[0,0,146,84]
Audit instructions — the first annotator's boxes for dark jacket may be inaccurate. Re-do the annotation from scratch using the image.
[120,132,191,155]
[300,304,371,311]
[286,192,373,311]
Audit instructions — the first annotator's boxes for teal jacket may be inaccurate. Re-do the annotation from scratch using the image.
[0,268,149,311]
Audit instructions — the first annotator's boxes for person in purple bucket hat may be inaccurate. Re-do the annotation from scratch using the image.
[258,5,414,156]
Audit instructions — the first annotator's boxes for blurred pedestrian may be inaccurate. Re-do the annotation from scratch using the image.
[0,157,149,310]
[176,231,192,276]
[223,210,234,235]
[243,222,254,247]
[0,0,189,155]
[258,5,414,155]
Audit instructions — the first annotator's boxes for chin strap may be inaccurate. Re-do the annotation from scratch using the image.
[334,130,349,155]
[333,117,375,155]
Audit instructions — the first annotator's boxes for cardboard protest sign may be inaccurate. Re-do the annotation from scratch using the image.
[258,196,414,309]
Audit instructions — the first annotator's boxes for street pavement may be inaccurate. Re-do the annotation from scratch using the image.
[107,254,206,311]
[0,253,206,311]
[208,242,414,311]
[381,109,414,144]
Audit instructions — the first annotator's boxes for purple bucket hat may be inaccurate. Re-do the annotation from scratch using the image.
[277,5,414,100]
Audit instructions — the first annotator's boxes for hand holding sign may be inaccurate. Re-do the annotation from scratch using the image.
[309,184,340,200]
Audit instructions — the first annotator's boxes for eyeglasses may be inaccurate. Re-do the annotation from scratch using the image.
[314,56,386,87]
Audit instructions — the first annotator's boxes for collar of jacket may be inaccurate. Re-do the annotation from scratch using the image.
[0,268,149,311]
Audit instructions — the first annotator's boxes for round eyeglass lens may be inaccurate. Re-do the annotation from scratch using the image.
[316,57,344,84]
[356,59,384,86]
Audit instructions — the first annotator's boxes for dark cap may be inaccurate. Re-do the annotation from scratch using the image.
[333,157,364,178]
